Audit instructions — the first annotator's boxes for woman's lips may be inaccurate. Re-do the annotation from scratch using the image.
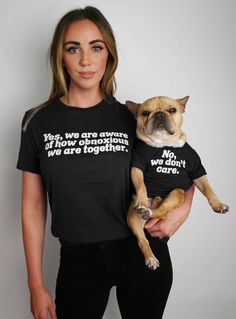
[79,72,95,79]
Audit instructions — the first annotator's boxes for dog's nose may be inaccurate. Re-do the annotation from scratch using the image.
[156,112,164,119]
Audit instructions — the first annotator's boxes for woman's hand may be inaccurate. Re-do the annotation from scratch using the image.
[145,185,195,238]
[30,285,57,319]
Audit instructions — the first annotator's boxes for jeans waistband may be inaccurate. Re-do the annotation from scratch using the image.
[59,234,169,247]
[59,235,135,247]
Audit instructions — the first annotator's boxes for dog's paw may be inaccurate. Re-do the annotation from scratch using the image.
[134,205,152,220]
[213,202,229,214]
[145,256,160,270]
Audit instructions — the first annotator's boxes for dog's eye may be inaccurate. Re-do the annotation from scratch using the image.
[142,111,150,116]
[168,108,177,113]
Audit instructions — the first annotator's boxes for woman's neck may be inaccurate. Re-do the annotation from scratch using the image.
[61,86,104,108]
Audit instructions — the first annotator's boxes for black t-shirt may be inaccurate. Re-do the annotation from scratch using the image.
[132,139,206,198]
[16,96,136,243]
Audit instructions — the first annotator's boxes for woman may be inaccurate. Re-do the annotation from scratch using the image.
[16,6,194,319]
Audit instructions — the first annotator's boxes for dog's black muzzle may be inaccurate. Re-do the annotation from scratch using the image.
[152,112,174,135]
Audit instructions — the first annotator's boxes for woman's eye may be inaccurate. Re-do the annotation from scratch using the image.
[67,47,79,54]
[92,46,103,52]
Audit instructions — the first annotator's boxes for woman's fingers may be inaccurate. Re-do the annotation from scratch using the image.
[30,286,57,319]
[144,217,160,229]
[48,300,57,319]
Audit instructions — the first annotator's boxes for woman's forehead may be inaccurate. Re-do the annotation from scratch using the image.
[63,19,104,42]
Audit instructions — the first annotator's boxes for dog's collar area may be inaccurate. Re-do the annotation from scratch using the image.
[137,136,186,148]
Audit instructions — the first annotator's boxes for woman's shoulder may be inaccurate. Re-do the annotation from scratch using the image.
[105,96,136,136]
[108,96,135,119]
[21,98,56,131]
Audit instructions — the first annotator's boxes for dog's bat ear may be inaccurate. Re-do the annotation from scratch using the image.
[125,101,141,116]
[176,96,190,112]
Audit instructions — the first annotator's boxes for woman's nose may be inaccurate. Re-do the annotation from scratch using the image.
[79,50,91,67]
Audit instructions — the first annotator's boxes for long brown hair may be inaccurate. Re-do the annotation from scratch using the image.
[23,6,118,131]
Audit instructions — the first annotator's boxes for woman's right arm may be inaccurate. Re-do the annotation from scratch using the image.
[21,171,57,319]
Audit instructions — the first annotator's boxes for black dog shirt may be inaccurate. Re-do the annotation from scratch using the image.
[132,139,206,198]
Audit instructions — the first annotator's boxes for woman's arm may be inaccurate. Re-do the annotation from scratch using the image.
[21,171,57,319]
[145,185,195,237]
[22,171,47,290]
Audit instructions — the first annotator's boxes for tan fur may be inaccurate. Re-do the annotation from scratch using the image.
[126,96,229,270]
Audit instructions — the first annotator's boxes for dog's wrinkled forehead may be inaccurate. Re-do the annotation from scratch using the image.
[140,96,180,112]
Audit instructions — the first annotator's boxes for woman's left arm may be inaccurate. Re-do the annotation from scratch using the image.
[144,185,195,237]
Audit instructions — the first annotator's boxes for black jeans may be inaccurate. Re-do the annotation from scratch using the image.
[55,235,173,319]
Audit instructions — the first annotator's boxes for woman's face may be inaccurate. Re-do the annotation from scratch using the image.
[62,19,109,94]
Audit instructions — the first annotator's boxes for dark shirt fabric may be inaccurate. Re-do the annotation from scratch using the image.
[16,96,136,243]
[132,139,206,198]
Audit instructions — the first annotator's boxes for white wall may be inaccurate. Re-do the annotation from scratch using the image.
[1,0,235,318]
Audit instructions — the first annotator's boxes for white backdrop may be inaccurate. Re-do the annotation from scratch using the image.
[1,0,235,318]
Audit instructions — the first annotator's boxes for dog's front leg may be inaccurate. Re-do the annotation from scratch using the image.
[127,203,160,269]
[194,176,229,213]
[131,167,152,220]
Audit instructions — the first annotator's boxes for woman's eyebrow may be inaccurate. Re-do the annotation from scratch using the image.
[64,40,80,46]
[64,39,105,46]
[89,39,105,45]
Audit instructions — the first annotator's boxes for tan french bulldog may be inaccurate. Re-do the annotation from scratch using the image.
[126,96,229,270]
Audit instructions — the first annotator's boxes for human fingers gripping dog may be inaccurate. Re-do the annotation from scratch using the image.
[126,95,229,270]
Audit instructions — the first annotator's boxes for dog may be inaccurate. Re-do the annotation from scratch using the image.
[126,95,229,270]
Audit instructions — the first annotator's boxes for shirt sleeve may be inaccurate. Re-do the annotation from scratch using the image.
[16,111,41,174]
[131,140,147,172]
[187,147,207,180]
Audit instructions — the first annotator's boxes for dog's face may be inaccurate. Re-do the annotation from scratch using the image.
[126,96,189,145]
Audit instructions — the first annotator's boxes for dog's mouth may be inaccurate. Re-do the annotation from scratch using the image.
[151,116,175,135]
